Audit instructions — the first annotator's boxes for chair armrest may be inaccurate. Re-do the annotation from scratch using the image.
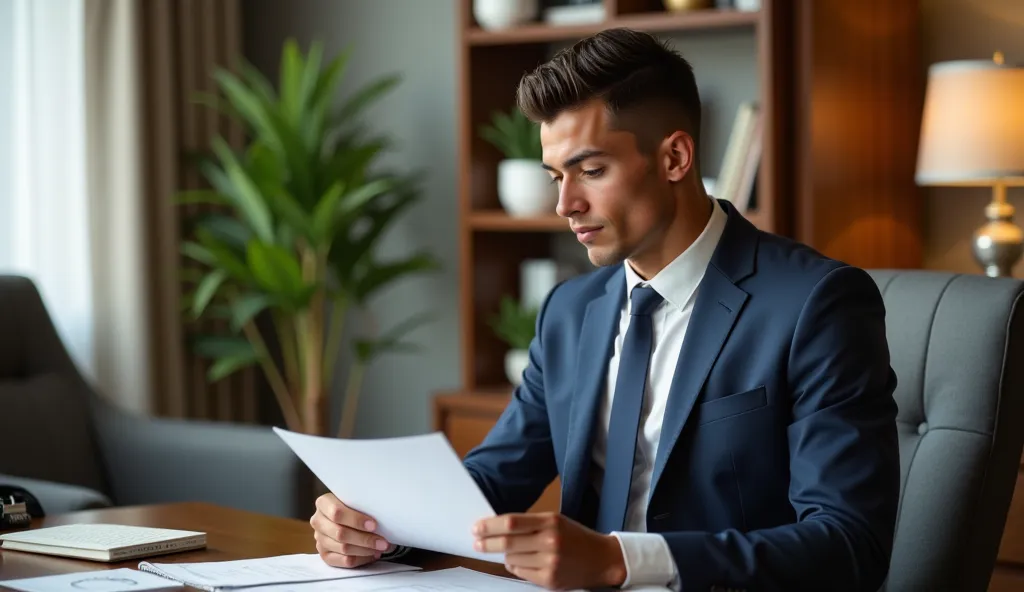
[90,399,314,519]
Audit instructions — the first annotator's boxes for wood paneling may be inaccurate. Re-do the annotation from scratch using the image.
[792,0,924,269]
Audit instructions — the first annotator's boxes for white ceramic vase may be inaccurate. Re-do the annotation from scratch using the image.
[473,0,538,30]
[498,159,558,217]
[505,349,529,386]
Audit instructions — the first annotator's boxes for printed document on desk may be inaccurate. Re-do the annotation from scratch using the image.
[272,428,499,563]
[136,554,418,591]
[227,567,551,591]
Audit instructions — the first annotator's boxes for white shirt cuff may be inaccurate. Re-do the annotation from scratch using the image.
[611,532,681,590]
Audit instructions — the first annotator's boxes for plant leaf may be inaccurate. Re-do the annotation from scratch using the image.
[193,269,228,319]
[247,241,307,304]
[182,241,216,266]
[280,38,305,124]
[196,228,254,282]
[208,350,261,382]
[193,214,251,252]
[230,293,273,332]
[210,136,276,243]
[311,181,346,242]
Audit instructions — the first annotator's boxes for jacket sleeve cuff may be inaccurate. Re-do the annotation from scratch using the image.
[381,545,411,560]
[611,532,681,590]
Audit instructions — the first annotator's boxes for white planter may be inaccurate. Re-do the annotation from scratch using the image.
[505,349,529,387]
[473,0,538,30]
[498,159,558,217]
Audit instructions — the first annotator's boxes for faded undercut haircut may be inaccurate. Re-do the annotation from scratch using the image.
[516,27,702,168]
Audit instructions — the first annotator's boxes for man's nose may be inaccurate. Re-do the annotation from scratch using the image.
[555,180,586,218]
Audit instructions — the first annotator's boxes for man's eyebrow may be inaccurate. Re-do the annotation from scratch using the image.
[541,149,607,172]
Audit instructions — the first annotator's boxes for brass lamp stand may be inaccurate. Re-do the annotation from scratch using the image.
[973,181,1024,278]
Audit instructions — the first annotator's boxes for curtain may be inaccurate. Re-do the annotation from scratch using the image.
[5,0,96,383]
[3,0,259,423]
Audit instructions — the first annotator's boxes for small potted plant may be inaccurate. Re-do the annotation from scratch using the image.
[479,106,558,217]
[488,295,538,386]
[473,0,538,30]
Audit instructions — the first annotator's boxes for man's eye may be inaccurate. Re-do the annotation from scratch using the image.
[582,168,604,178]
[548,176,562,185]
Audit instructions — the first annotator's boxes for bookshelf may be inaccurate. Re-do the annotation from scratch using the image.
[435,0,923,513]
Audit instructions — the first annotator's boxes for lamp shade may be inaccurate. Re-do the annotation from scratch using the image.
[916,57,1024,186]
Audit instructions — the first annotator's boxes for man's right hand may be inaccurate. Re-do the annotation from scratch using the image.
[311,493,394,568]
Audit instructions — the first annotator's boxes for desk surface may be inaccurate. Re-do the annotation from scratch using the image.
[0,502,509,588]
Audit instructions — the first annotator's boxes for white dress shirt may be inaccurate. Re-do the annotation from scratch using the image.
[596,198,727,589]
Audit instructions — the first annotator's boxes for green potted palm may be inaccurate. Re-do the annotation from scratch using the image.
[488,295,537,386]
[479,106,557,217]
[179,39,438,438]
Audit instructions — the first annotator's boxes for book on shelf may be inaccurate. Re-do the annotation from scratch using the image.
[0,523,206,562]
[715,101,762,214]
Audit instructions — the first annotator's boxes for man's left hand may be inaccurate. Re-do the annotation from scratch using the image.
[472,512,627,590]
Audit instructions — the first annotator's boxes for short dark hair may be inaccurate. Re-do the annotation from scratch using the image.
[516,27,702,161]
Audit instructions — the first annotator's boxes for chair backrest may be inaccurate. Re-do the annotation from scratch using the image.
[0,275,110,495]
[868,270,1024,590]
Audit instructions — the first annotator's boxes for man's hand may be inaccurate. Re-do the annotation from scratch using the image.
[310,493,394,568]
[472,512,627,590]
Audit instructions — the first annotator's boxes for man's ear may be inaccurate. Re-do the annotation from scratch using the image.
[661,131,695,183]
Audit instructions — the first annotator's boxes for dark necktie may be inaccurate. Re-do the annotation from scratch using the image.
[595,284,664,534]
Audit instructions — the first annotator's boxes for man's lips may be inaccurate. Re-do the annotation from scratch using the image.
[572,225,603,242]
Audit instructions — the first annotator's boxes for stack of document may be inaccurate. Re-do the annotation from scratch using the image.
[137,554,545,591]
[1,556,548,592]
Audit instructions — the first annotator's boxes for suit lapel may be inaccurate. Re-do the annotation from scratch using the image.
[561,269,625,520]
[649,268,748,494]
[649,199,758,496]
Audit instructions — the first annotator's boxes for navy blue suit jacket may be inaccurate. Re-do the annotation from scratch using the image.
[462,200,901,591]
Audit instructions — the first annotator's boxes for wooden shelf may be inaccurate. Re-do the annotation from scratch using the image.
[466,9,759,46]
[469,211,569,232]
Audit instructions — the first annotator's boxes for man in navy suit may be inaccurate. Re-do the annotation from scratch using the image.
[310,27,900,591]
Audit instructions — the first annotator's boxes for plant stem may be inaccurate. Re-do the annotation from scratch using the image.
[243,320,303,432]
[323,297,348,388]
[337,359,366,439]
[301,247,326,435]
[273,310,301,397]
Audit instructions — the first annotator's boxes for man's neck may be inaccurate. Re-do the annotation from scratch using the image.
[628,196,714,280]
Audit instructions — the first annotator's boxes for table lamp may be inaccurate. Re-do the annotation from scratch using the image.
[916,52,1024,277]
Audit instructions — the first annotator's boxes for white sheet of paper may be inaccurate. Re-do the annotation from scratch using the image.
[1,568,182,592]
[272,428,499,563]
[230,567,550,592]
[136,554,418,591]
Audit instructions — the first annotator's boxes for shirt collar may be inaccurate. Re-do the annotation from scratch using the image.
[623,198,728,312]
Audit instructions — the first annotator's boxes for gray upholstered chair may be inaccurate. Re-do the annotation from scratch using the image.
[869,270,1024,591]
[0,275,314,519]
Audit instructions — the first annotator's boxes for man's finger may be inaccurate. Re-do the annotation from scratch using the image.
[473,513,550,537]
[313,516,390,551]
[474,531,549,554]
[315,495,379,532]
[314,531,381,557]
[319,550,377,569]
[503,551,550,569]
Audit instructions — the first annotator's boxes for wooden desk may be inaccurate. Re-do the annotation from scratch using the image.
[0,502,509,589]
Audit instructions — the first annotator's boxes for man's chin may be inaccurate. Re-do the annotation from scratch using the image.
[586,246,625,268]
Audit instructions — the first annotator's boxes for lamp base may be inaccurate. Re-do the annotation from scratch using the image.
[973,183,1023,278]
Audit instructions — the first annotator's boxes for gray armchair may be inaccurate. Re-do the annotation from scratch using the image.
[0,275,314,519]
[869,270,1024,591]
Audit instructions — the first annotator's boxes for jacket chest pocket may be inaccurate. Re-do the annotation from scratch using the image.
[695,385,767,427]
